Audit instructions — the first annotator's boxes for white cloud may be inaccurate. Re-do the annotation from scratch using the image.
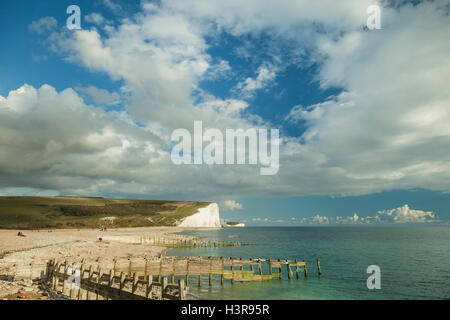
[3,1,450,204]
[220,200,243,211]
[76,86,120,105]
[281,1,450,196]
[0,84,172,196]
[102,0,122,13]
[164,0,375,37]
[29,16,57,34]
[85,13,106,26]
[236,64,278,98]
[204,59,232,80]
[349,213,359,223]
[376,204,435,224]
[311,214,329,224]
[287,205,437,225]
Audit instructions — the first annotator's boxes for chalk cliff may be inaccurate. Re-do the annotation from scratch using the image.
[178,203,221,228]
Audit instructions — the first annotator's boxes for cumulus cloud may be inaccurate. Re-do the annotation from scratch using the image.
[85,13,106,26]
[311,214,330,224]
[281,1,450,196]
[0,84,169,196]
[29,16,57,34]
[76,86,120,105]
[2,1,450,204]
[236,64,278,98]
[220,200,243,211]
[287,205,437,225]
[102,0,122,13]
[376,204,435,224]
[164,0,375,37]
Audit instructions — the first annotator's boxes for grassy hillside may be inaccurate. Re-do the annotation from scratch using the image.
[0,196,210,229]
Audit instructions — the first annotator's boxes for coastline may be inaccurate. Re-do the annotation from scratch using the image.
[0,226,203,299]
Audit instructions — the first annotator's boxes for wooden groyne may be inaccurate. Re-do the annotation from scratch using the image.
[154,239,251,248]
[45,260,186,300]
[99,235,251,247]
[27,256,321,300]
[108,256,322,287]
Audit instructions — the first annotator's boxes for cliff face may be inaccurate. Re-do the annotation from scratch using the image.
[178,203,221,228]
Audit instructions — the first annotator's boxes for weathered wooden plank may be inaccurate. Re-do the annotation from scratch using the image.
[47,254,319,295]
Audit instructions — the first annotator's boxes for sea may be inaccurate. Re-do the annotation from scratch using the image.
[166,226,450,300]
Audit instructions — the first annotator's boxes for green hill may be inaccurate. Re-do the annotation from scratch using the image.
[0,196,210,229]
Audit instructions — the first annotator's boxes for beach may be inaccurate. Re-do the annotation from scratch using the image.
[0,226,195,299]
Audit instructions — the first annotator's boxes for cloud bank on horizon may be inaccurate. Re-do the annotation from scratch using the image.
[250,204,438,225]
[1,1,450,222]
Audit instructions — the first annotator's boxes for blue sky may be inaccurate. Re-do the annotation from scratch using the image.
[1,0,450,225]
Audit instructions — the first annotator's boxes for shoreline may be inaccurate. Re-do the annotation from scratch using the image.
[0,226,209,299]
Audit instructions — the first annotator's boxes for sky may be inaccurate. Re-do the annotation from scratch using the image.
[0,0,449,225]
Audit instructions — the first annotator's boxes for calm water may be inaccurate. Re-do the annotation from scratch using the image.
[167,226,450,300]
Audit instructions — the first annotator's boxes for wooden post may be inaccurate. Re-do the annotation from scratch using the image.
[53,263,58,290]
[220,257,224,285]
[69,263,74,299]
[132,273,138,294]
[29,262,33,282]
[258,259,262,276]
[231,257,234,284]
[186,258,190,286]
[46,260,53,284]
[295,259,299,279]
[63,261,69,295]
[287,260,292,279]
[279,260,282,279]
[317,257,321,276]
[303,260,308,278]
[85,266,91,300]
[171,257,175,284]
[250,259,254,274]
[144,257,148,278]
[268,259,272,278]
[113,258,117,277]
[161,276,168,300]
[96,269,102,300]
[119,272,125,297]
[178,279,186,300]
[45,261,50,283]
[158,258,163,282]
[128,258,132,277]
[145,275,152,298]
[240,258,244,273]
[108,269,113,300]
[209,257,213,286]
[198,257,202,287]
[78,264,84,300]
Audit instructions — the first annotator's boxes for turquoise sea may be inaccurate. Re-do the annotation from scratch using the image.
[167,226,450,300]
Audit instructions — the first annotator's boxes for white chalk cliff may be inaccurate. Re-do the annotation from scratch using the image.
[178,203,221,228]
